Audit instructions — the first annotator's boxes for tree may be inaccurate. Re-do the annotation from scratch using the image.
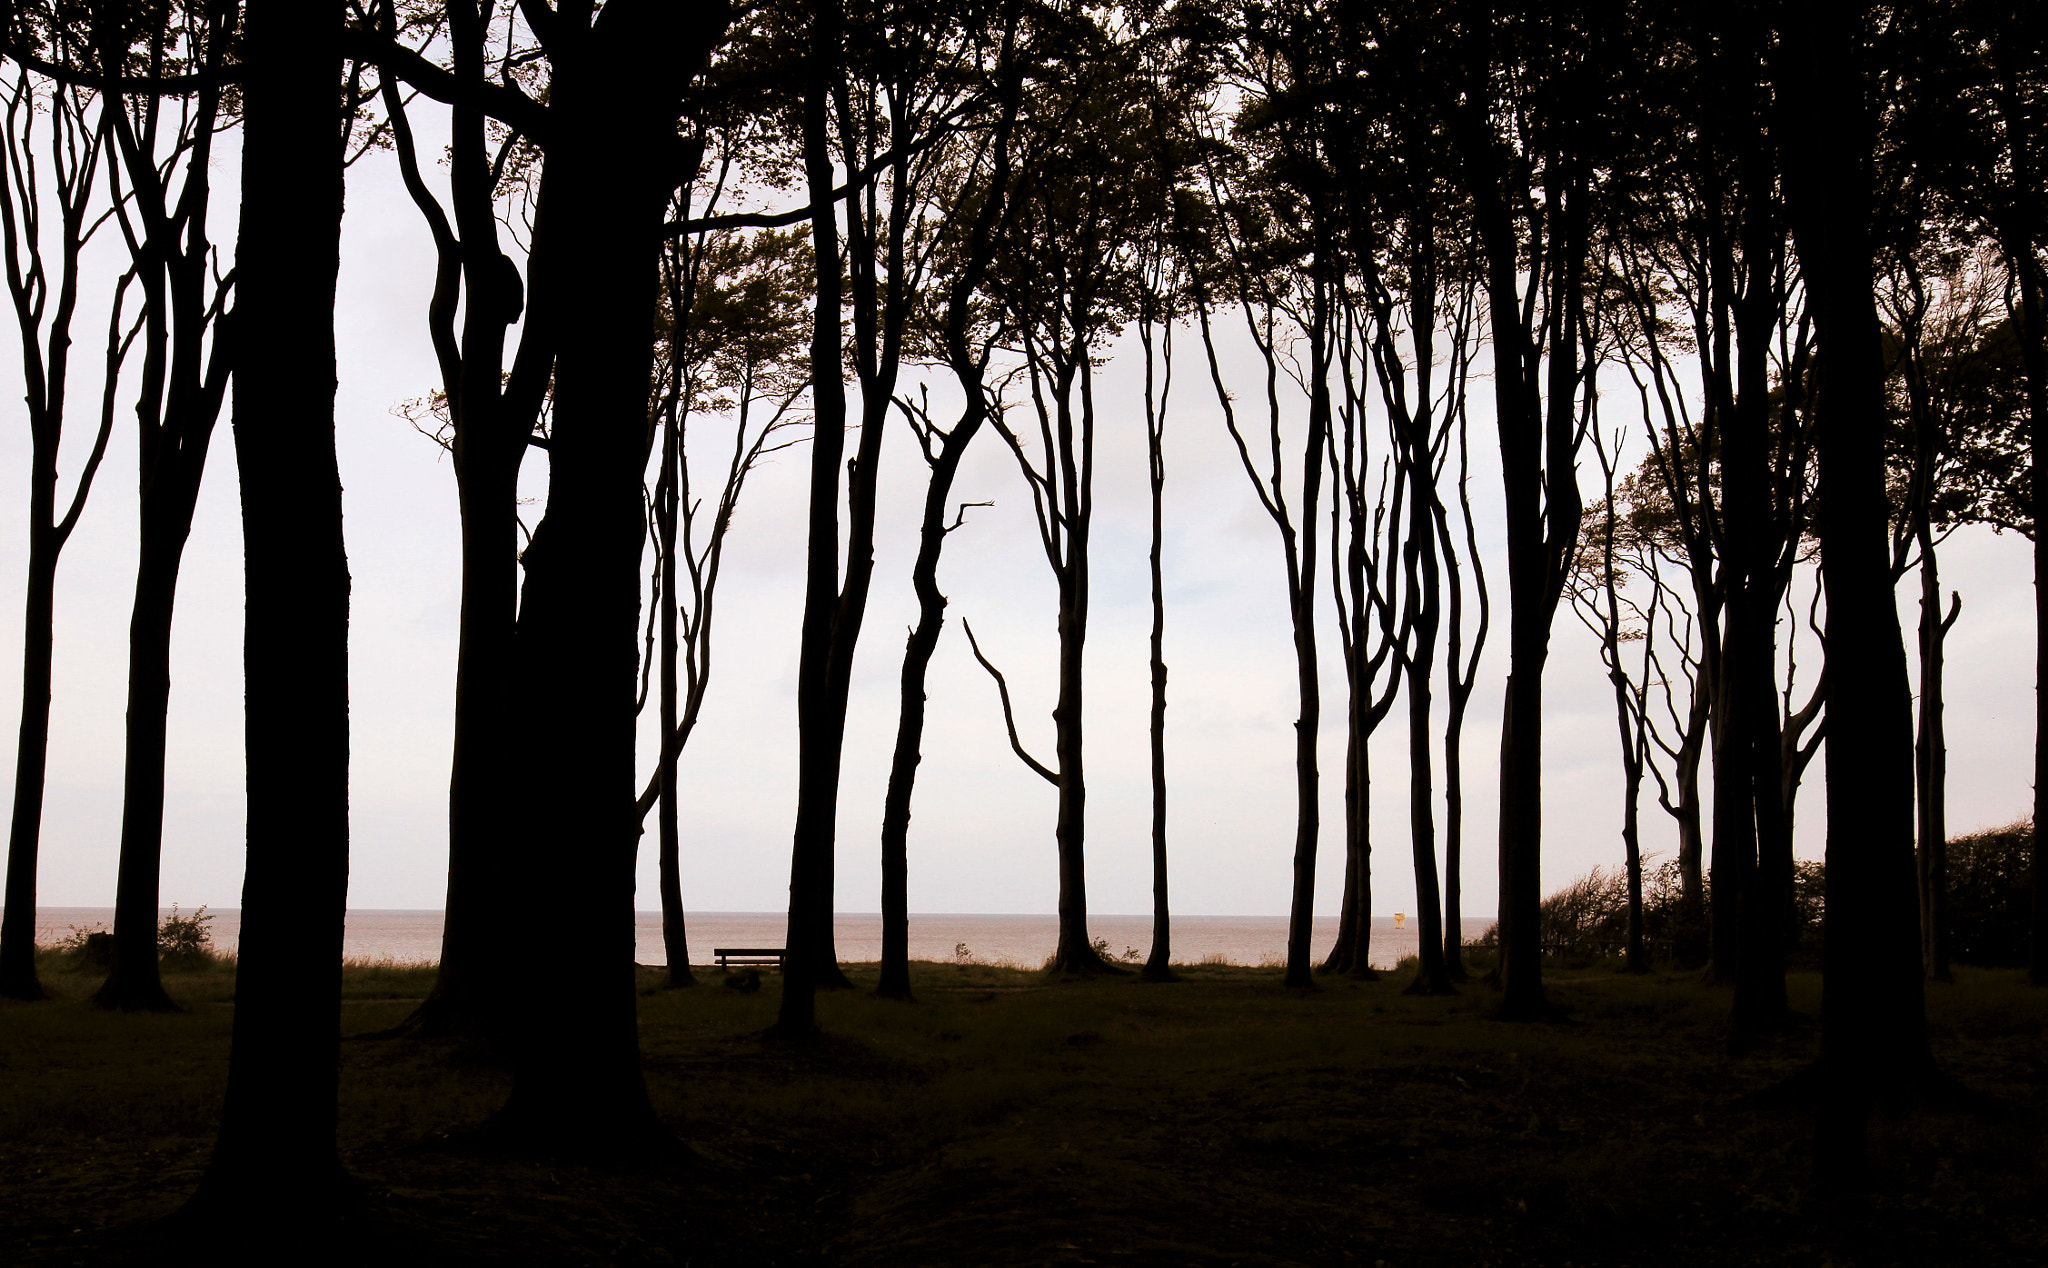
[1190,75,1336,992]
[639,218,811,990]
[476,0,733,1151]
[183,0,354,1234]
[355,0,553,1042]
[1450,0,1610,1019]
[83,0,237,1015]
[966,5,1157,979]
[1569,423,1657,974]
[874,7,1024,1001]
[0,50,123,1003]
[1781,0,1935,1188]
[780,0,1010,1030]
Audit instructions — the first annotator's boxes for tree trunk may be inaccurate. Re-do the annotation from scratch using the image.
[1049,362,1117,978]
[1281,319,1327,992]
[876,392,990,1000]
[656,392,694,990]
[97,519,197,1013]
[183,0,353,1232]
[1403,489,1453,996]
[1914,531,1953,983]
[2009,247,2048,989]
[0,537,57,1001]
[360,0,549,1042]
[1142,325,1173,983]
[93,35,232,1014]
[1783,0,1936,1188]
[780,2,851,1032]
[485,3,712,1145]
[1442,707,1468,978]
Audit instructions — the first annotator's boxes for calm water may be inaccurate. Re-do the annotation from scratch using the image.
[31,907,1495,972]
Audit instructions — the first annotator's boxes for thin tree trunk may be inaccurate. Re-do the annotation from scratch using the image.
[656,382,693,989]
[184,0,352,1231]
[1915,531,1954,983]
[2009,249,2048,989]
[875,417,985,1000]
[1142,310,1174,983]
[1402,505,1453,995]
[780,0,850,1032]
[1281,303,1328,991]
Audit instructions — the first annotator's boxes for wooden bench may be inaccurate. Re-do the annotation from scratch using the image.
[714,947,785,970]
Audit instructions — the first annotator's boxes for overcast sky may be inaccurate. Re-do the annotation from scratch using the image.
[0,116,2035,922]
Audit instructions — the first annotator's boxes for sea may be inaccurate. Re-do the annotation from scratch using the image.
[29,908,1496,972]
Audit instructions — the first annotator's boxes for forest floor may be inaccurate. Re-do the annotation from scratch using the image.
[1,952,2043,1266]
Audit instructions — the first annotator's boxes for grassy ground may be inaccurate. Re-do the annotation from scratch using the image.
[2,952,2043,1266]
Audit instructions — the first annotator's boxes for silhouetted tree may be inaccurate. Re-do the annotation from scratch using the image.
[1782,0,1936,1189]
[1450,0,1610,1019]
[183,0,353,1235]
[0,53,123,1003]
[874,6,1024,1002]
[965,7,1161,979]
[79,1,238,1015]
[639,220,811,990]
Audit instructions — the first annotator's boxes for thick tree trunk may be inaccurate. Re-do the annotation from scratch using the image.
[0,540,57,1001]
[1784,1,1936,1188]
[184,0,353,1233]
[487,3,711,1143]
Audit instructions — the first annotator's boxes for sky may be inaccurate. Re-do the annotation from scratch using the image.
[0,112,2036,923]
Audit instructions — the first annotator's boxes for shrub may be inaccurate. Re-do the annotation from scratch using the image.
[157,904,217,967]
[1949,819,2032,966]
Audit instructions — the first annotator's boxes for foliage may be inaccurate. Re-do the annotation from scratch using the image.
[1507,856,1822,967]
[154,904,216,967]
[1948,819,2035,967]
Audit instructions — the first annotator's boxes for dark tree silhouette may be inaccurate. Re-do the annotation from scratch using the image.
[1450,0,1607,1019]
[1782,0,1936,1188]
[874,9,1024,1002]
[639,220,809,991]
[481,0,731,1149]
[361,0,552,1043]
[965,9,1157,980]
[781,0,1008,1029]
[82,1,236,1015]
[183,0,353,1234]
[1569,421,1656,974]
[0,57,123,1003]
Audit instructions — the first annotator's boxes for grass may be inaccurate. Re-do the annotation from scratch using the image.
[2,954,2043,1266]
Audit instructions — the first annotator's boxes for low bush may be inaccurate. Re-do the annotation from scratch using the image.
[1949,819,2032,966]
